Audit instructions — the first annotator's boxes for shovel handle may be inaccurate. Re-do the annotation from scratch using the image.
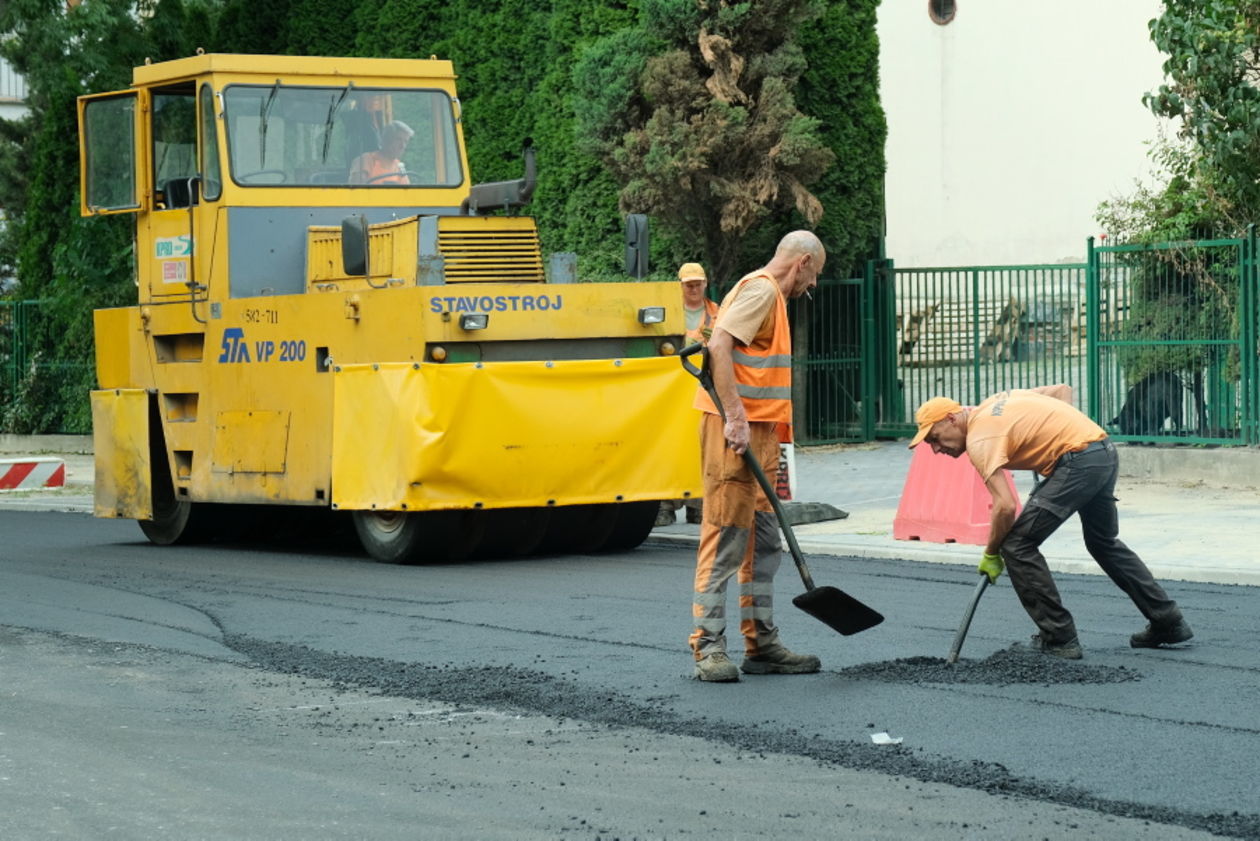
[679,342,708,387]
[946,574,990,664]
[678,344,817,591]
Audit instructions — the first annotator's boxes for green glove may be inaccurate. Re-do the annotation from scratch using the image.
[978,552,1005,583]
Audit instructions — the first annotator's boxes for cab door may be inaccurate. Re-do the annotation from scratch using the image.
[79,89,147,217]
[143,85,202,302]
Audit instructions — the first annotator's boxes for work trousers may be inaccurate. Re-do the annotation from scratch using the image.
[689,413,784,659]
[1001,439,1181,644]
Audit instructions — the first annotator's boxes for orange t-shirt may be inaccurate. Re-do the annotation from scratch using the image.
[966,389,1106,479]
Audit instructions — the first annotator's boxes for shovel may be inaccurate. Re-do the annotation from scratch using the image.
[947,473,1038,663]
[946,574,989,664]
[679,343,883,636]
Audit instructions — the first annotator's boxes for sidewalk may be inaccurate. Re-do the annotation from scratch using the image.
[2,435,1258,587]
[653,439,1260,588]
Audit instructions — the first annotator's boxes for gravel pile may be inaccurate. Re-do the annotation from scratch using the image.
[838,645,1141,686]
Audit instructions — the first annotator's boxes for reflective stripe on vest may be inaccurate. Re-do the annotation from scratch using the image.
[693,272,792,424]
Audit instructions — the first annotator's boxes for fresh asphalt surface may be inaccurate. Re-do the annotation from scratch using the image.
[1,509,1257,839]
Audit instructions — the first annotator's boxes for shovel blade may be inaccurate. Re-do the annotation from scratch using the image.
[792,586,884,636]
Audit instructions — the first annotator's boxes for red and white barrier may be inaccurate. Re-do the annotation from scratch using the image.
[0,457,66,491]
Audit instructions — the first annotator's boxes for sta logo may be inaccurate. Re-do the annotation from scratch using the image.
[218,327,251,363]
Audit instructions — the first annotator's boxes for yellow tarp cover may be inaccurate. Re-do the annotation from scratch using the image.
[331,358,702,511]
[91,388,152,519]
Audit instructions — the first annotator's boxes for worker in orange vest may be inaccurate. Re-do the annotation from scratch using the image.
[689,231,825,682]
[657,262,721,527]
[680,262,720,346]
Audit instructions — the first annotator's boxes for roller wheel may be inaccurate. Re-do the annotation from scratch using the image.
[538,504,618,555]
[601,501,660,552]
[138,479,219,545]
[476,508,551,558]
[352,510,425,563]
[353,509,484,564]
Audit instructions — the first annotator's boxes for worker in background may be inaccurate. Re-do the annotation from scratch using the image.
[657,262,721,527]
[689,231,824,683]
[349,120,413,185]
[909,387,1193,659]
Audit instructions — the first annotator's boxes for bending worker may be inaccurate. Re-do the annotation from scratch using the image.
[909,387,1193,659]
[658,262,721,527]
[689,230,824,682]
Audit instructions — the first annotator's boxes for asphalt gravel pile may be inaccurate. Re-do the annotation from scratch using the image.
[838,646,1142,686]
[227,634,1260,840]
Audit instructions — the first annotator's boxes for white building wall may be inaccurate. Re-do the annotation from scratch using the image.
[0,56,27,122]
[878,0,1170,267]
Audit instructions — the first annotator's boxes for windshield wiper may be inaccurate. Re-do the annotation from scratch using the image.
[322,82,354,164]
[259,79,282,169]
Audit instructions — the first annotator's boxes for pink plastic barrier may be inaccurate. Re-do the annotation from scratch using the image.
[893,446,1020,545]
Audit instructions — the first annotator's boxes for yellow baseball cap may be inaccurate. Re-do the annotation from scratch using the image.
[908,397,963,448]
[678,262,706,282]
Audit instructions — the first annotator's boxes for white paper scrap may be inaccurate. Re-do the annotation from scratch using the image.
[870,731,903,745]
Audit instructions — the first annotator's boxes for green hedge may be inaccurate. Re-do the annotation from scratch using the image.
[0,0,883,431]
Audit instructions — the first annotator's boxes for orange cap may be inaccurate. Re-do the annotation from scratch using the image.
[908,397,962,448]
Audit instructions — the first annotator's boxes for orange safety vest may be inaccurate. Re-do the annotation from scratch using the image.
[693,272,792,424]
[352,151,408,184]
[684,298,720,346]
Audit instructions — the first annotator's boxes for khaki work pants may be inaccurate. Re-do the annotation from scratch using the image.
[689,413,784,659]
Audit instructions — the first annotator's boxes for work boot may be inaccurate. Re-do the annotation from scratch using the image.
[654,506,677,527]
[740,645,821,675]
[685,505,703,524]
[694,651,740,682]
[1029,633,1083,660]
[1130,618,1194,648]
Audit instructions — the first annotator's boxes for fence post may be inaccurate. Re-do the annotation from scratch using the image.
[1,301,10,400]
[1085,236,1100,423]
[879,257,901,428]
[1245,224,1258,444]
[970,269,982,405]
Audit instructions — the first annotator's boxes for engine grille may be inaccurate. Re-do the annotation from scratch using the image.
[438,217,544,283]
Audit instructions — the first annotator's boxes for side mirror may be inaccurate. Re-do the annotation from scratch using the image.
[624,213,649,279]
[341,214,369,276]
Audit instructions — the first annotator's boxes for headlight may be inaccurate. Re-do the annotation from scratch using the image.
[637,306,666,325]
[459,313,489,330]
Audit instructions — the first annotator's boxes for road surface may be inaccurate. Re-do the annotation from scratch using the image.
[1,510,1256,840]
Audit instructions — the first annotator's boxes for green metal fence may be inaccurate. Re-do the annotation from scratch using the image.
[0,298,94,433]
[890,262,1088,428]
[796,234,1260,447]
[1088,231,1259,445]
[794,258,900,443]
[0,298,40,403]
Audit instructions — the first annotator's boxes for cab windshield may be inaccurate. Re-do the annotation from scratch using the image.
[221,85,463,188]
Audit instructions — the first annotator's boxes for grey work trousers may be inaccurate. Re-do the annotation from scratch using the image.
[1000,439,1181,645]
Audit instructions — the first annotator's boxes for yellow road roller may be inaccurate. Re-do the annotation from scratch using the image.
[81,53,700,562]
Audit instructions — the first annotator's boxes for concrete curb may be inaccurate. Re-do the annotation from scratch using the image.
[1118,444,1260,487]
[646,531,1260,589]
[0,434,93,455]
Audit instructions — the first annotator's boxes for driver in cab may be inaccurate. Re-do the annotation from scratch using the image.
[349,120,413,185]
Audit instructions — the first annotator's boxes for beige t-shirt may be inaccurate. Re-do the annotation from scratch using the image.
[713,275,778,345]
[966,389,1106,479]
